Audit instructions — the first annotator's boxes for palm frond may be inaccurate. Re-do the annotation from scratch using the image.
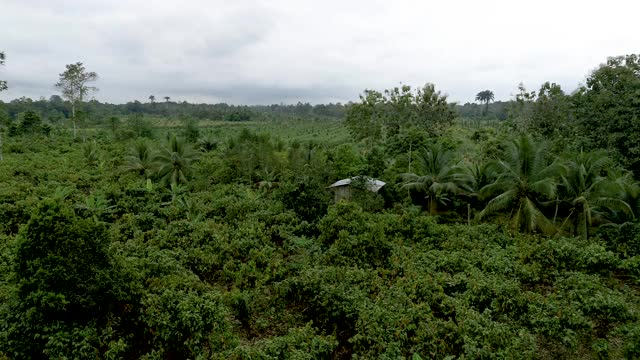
[478,190,516,220]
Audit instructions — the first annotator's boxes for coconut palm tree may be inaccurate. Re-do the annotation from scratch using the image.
[154,134,199,186]
[478,135,563,233]
[461,160,497,197]
[122,139,155,178]
[558,150,634,238]
[458,160,498,223]
[613,169,640,222]
[401,143,469,215]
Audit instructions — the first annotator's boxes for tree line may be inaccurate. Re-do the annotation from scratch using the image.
[0,60,346,128]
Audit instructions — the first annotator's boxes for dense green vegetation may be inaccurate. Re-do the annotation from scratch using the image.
[1,55,640,359]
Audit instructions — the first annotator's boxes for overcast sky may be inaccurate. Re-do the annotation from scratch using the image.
[1,0,638,105]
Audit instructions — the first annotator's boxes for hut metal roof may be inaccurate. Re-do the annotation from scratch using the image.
[327,177,386,193]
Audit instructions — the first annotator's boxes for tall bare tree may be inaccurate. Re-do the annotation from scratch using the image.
[55,62,98,138]
[0,51,7,92]
[0,51,6,161]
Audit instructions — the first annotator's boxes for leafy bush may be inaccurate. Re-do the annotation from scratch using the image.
[318,202,393,267]
[1,199,127,358]
[597,222,640,258]
[140,288,233,358]
[232,323,337,359]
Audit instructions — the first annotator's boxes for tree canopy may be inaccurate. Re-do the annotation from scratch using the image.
[345,83,456,146]
[573,54,640,173]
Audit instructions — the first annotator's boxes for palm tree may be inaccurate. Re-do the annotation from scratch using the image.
[478,135,563,233]
[401,143,469,215]
[149,94,155,103]
[122,140,155,178]
[612,169,640,222]
[475,90,495,115]
[558,151,634,238]
[198,134,219,152]
[459,160,498,223]
[163,96,171,117]
[154,134,199,186]
[82,140,99,166]
[461,160,497,196]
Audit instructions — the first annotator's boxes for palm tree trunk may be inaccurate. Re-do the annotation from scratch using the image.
[556,210,573,235]
[428,196,437,216]
[557,210,574,237]
[584,205,591,240]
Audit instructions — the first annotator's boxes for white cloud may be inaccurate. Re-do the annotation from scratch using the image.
[1,0,638,104]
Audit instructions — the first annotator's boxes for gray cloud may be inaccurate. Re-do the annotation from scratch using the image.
[169,84,355,104]
[1,0,638,105]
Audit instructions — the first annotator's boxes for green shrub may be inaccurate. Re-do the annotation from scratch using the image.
[1,199,126,358]
[232,323,337,359]
[140,288,233,358]
[597,222,640,258]
[318,202,393,267]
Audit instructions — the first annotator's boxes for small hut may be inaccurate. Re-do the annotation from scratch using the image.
[327,176,386,203]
